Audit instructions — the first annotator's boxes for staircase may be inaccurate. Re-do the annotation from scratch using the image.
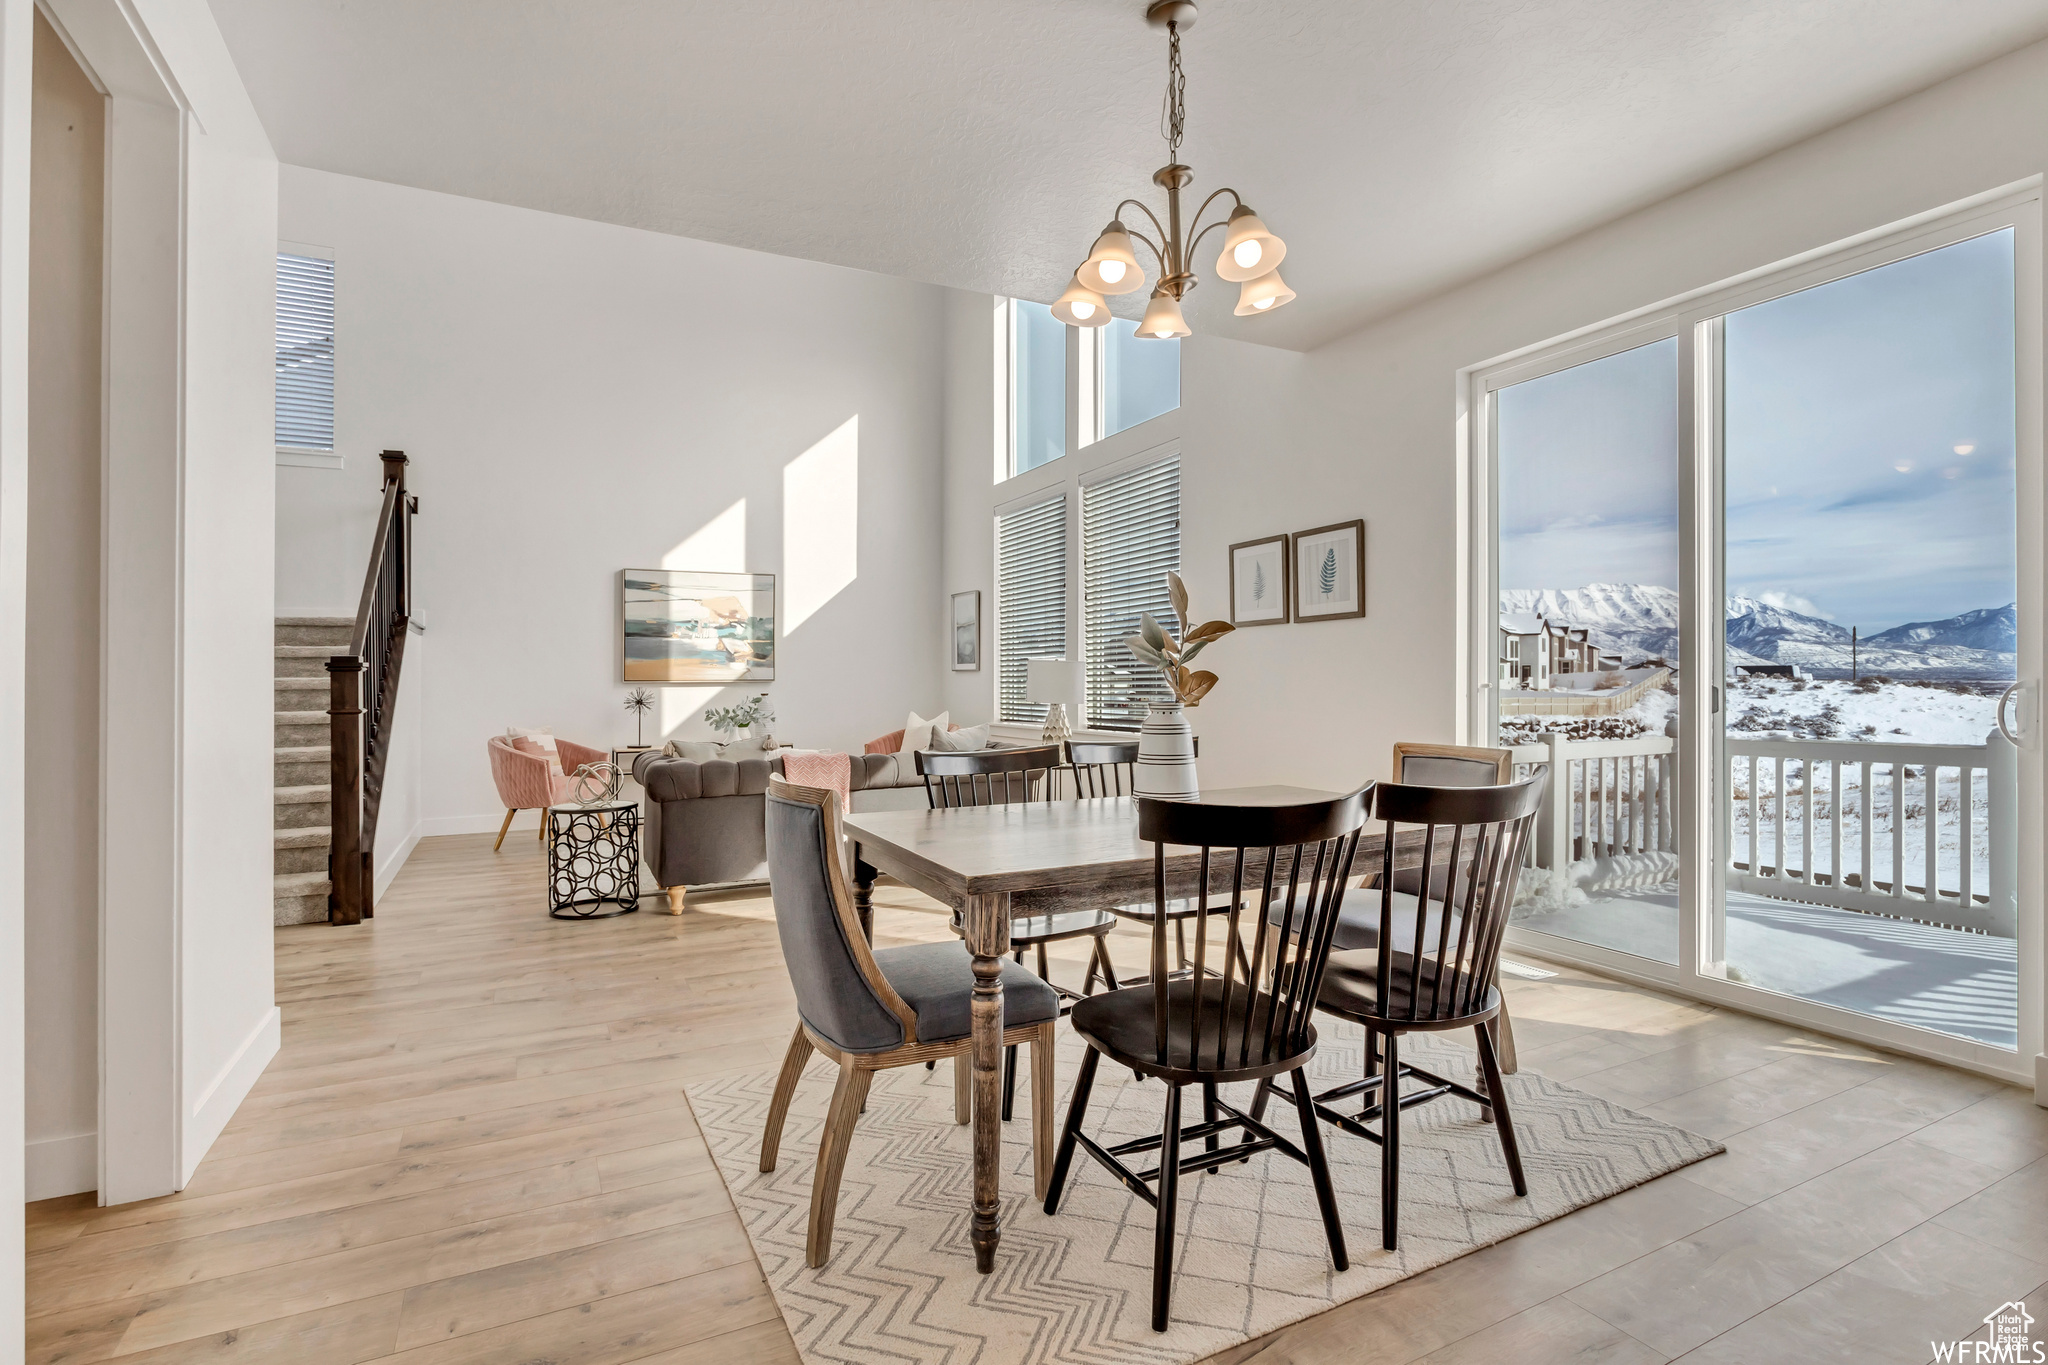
[274,617,349,925]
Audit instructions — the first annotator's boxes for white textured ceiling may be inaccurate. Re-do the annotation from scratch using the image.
[211,0,2048,350]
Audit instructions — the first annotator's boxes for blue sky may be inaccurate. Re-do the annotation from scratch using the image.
[1498,229,2017,633]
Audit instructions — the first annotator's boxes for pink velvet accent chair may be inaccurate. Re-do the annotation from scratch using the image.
[487,735,608,851]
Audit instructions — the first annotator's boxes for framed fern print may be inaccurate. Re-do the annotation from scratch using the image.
[1291,520,1365,622]
[1229,535,1290,626]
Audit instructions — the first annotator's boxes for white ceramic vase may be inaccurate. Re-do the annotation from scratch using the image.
[1134,700,1198,801]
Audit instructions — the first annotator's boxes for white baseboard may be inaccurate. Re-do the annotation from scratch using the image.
[183,1006,281,1185]
[375,821,422,896]
[26,1132,96,1201]
[420,810,551,838]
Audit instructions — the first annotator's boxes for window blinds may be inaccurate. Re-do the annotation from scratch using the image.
[995,496,1068,725]
[276,252,336,450]
[1083,457,1181,730]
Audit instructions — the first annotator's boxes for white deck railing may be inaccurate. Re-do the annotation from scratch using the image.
[1724,731,2016,937]
[1508,732,1678,874]
[1506,728,2016,939]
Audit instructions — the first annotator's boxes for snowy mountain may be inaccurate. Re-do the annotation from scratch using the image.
[1866,604,2017,652]
[1498,584,1679,662]
[1499,584,2016,678]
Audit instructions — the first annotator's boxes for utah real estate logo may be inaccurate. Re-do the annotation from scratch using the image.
[1935,1302,2041,1362]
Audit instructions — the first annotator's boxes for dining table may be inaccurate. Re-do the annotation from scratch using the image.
[840,783,1522,1274]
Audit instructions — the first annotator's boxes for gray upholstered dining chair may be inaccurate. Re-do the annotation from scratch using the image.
[758,777,1062,1267]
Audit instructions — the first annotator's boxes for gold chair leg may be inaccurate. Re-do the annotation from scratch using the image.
[953,1051,971,1124]
[806,1064,872,1268]
[1030,1020,1056,1201]
[537,810,547,841]
[493,808,515,852]
[760,1025,814,1173]
[665,886,687,915]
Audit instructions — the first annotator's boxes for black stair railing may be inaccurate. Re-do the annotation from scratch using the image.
[327,450,418,925]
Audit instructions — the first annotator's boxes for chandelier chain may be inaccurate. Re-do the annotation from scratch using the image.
[1160,20,1185,162]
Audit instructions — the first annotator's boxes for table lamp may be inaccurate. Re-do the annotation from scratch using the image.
[1027,657,1083,744]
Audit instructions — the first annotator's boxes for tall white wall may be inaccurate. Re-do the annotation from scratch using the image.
[25,9,101,1204]
[944,35,2048,796]
[278,167,947,835]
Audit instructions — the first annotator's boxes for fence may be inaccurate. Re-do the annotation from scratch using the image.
[1723,731,2016,937]
[1507,732,1678,876]
[1499,667,1672,718]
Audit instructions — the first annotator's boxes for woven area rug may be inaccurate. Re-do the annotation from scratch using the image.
[686,1020,1722,1364]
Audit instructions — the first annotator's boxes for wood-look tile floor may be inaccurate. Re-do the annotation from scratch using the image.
[25,831,2048,1363]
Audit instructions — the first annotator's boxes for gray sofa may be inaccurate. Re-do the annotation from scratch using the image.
[631,749,933,911]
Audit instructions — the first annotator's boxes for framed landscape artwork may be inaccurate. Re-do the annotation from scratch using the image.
[951,590,981,671]
[619,570,776,683]
[1293,520,1366,622]
[1229,535,1290,626]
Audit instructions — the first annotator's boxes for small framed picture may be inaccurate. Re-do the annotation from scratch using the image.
[950,590,981,671]
[1293,520,1365,622]
[1229,535,1290,626]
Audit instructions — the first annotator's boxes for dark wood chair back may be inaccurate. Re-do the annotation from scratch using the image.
[1366,775,1546,1024]
[1135,788,1372,1073]
[917,744,1062,809]
[1067,740,1139,798]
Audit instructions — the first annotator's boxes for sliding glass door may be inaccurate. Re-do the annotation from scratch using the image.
[1718,229,2019,1050]
[1474,188,2042,1078]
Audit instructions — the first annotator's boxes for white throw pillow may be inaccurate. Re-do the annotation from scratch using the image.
[506,726,563,774]
[933,722,990,752]
[902,709,948,754]
[662,740,722,762]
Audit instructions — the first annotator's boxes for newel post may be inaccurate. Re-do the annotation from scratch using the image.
[328,656,366,926]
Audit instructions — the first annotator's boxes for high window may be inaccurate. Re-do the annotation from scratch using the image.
[1096,317,1180,441]
[275,249,336,460]
[1008,299,1066,476]
[1082,457,1181,729]
[995,495,1068,724]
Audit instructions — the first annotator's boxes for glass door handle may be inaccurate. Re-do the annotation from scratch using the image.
[1997,680,2027,746]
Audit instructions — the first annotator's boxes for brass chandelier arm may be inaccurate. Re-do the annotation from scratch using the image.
[1184,187,1247,262]
[1114,198,1174,275]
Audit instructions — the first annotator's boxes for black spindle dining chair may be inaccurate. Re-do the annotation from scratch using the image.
[1254,773,1545,1252]
[1044,786,1373,1332]
[916,745,1121,1119]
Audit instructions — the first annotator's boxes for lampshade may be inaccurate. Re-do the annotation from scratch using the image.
[1215,205,1287,282]
[1077,221,1145,295]
[1233,268,1296,316]
[1027,657,1083,704]
[1051,274,1113,328]
[1137,288,1191,339]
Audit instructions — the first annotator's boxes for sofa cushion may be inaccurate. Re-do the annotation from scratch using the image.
[902,710,948,754]
[638,754,787,801]
[871,942,1059,1044]
[932,722,991,752]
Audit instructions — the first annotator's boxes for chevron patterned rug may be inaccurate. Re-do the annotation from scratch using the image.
[686,1020,1722,1364]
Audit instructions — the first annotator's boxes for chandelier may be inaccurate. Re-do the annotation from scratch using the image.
[1053,1,1292,339]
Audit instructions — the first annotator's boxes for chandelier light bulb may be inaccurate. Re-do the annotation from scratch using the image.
[1137,288,1191,339]
[1078,222,1145,295]
[1232,268,1296,316]
[1216,206,1286,282]
[1052,273,1114,328]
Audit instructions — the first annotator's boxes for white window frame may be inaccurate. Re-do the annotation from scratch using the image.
[998,297,1182,485]
[1459,179,2046,1086]
[276,239,340,469]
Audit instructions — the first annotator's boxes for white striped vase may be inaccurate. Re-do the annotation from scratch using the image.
[1134,700,1199,801]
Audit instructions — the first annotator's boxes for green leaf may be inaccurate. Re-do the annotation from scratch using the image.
[1124,635,1168,669]
[1178,639,1207,665]
[1140,613,1173,654]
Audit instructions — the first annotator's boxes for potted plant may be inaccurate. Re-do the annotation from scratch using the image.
[704,693,775,747]
[1122,572,1233,799]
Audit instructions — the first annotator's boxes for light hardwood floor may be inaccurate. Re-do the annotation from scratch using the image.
[25,829,2048,1363]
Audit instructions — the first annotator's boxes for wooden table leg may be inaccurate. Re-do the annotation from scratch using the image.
[852,844,877,942]
[961,890,1011,1273]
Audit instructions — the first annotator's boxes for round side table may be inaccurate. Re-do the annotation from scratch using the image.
[546,800,642,920]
